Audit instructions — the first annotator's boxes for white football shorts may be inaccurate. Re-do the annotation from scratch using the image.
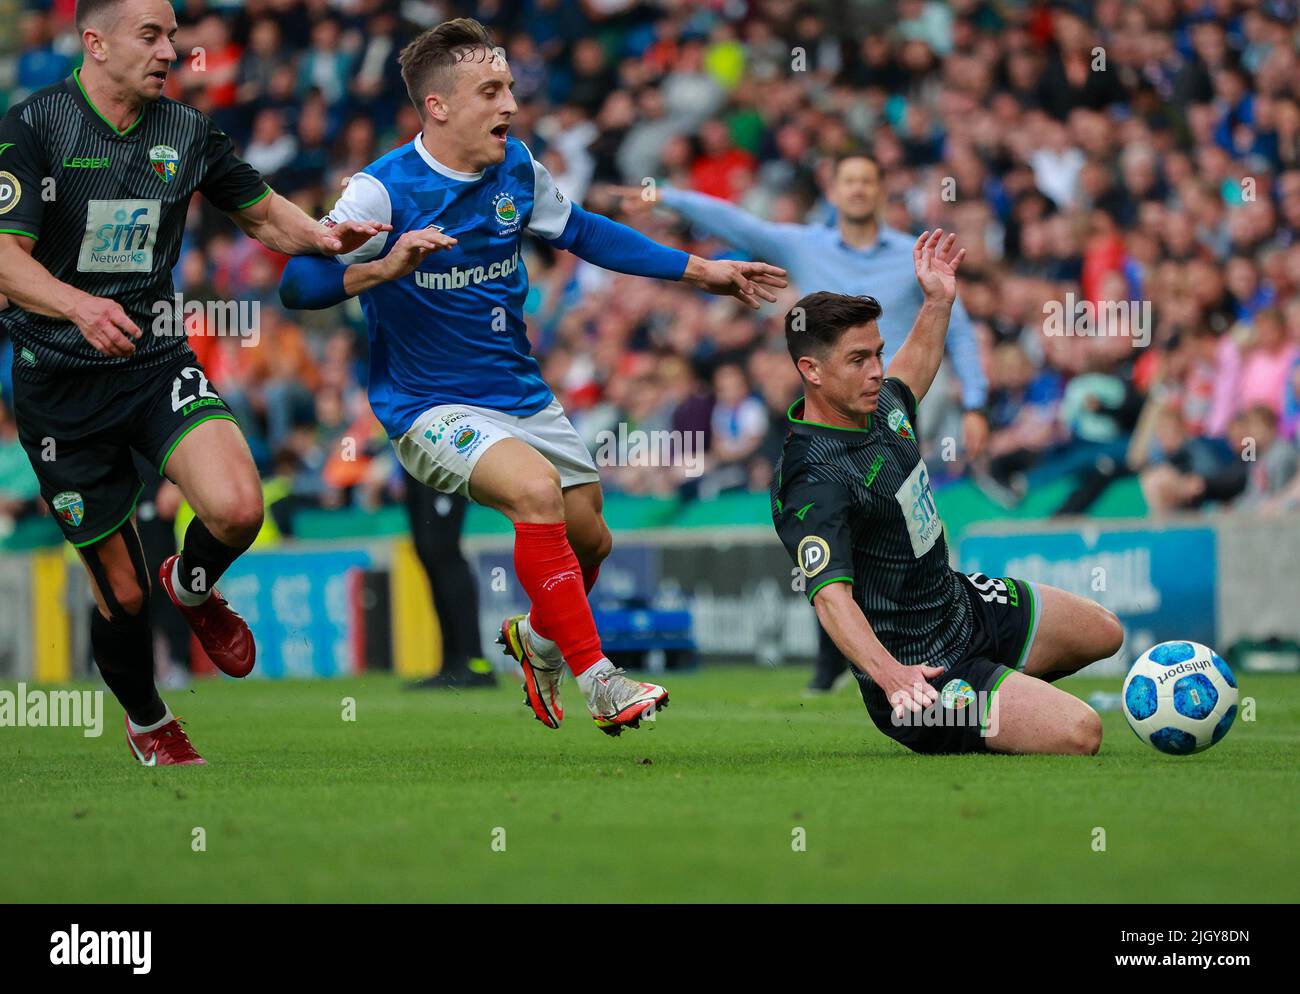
[392,398,600,499]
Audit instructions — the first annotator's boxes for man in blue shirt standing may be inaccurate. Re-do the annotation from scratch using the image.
[280,18,787,736]
[612,154,990,452]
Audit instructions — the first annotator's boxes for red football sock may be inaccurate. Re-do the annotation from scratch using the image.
[581,561,600,594]
[514,522,604,675]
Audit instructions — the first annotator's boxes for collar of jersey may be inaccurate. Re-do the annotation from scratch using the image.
[412,135,485,182]
[69,68,147,139]
[787,397,873,435]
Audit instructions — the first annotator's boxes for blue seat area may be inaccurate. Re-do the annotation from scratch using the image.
[591,606,695,653]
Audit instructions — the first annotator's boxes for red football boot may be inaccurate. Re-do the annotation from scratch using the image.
[158,553,256,677]
[124,714,207,766]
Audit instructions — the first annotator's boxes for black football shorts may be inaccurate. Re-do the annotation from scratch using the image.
[13,353,236,547]
[857,571,1043,754]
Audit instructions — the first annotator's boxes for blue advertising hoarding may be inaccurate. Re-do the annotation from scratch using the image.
[213,548,373,678]
[959,526,1217,651]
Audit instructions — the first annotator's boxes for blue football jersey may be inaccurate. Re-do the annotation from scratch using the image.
[325,135,572,437]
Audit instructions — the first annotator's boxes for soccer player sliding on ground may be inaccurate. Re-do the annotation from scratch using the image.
[771,230,1124,754]
[279,18,787,735]
[0,0,388,765]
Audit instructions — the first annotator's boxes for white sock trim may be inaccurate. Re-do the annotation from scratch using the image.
[576,657,614,694]
[171,557,210,606]
[128,703,175,735]
[522,614,563,663]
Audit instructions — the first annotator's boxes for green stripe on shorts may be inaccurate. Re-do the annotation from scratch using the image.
[1013,579,1040,671]
[980,666,1015,732]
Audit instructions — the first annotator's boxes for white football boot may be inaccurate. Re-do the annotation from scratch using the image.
[579,659,669,736]
[498,614,565,729]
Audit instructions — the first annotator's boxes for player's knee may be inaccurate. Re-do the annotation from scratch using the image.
[586,521,613,564]
[510,472,565,522]
[209,491,264,545]
[1095,606,1124,658]
[107,577,147,618]
[1068,707,1103,755]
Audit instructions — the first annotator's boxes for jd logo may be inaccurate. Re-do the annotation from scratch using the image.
[796,535,830,578]
[0,171,21,215]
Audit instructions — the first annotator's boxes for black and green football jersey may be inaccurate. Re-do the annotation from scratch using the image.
[0,69,268,379]
[771,376,974,672]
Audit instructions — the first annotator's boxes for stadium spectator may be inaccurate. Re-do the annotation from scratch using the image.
[5,0,1299,532]
[0,399,41,534]
[1234,403,1299,511]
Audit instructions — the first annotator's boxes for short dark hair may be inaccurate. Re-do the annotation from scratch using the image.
[76,0,125,32]
[832,151,882,179]
[785,291,883,365]
[398,17,497,118]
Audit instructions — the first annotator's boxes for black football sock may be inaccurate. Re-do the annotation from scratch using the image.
[177,517,247,598]
[91,608,165,727]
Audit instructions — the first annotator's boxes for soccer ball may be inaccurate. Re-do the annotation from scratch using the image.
[1122,641,1239,755]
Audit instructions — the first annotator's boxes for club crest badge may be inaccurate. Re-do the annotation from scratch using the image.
[149,144,179,184]
[887,408,915,440]
[52,491,85,527]
[940,678,975,710]
[492,192,518,233]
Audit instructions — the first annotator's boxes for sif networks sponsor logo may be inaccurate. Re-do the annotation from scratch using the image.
[78,199,159,273]
[414,249,519,291]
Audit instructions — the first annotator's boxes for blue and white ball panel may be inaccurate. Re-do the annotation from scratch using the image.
[1121,640,1240,754]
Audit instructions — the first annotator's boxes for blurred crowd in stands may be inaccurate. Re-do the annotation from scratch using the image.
[2,0,1300,537]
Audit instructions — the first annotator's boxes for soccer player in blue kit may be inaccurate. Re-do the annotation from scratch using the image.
[280,18,787,735]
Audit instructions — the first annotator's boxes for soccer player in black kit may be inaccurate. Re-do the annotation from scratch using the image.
[0,0,386,764]
[772,230,1125,755]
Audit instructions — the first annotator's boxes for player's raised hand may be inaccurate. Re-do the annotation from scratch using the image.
[316,219,394,256]
[682,256,789,310]
[71,294,141,357]
[376,228,460,281]
[913,228,966,306]
[880,662,945,718]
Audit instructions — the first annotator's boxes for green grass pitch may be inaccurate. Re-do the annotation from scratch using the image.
[2,668,1297,902]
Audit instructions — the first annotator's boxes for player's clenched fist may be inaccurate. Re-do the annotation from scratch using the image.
[70,294,142,358]
[376,228,460,280]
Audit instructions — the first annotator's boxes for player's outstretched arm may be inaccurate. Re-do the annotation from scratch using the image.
[549,202,787,309]
[885,229,967,404]
[279,228,458,310]
[0,234,141,356]
[813,582,944,717]
[605,184,798,268]
[230,191,392,258]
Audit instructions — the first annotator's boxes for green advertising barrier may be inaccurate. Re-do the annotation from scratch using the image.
[1,476,1147,551]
